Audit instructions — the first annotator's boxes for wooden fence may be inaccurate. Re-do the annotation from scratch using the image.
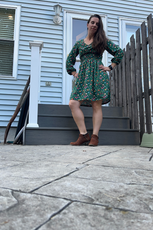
[110,14,153,141]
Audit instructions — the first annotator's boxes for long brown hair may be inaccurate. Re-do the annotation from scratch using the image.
[87,14,107,55]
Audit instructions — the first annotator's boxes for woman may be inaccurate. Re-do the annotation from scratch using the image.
[66,14,123,146]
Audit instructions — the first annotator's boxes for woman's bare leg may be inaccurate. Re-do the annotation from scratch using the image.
[69,100,87,134]
[91,100,103,136]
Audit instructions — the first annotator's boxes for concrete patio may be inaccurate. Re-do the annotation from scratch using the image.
[0,128,153,229]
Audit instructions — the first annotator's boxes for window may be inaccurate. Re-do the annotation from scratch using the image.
[0,5,20,79]
[119,18,142,49]
[72,19,88,88]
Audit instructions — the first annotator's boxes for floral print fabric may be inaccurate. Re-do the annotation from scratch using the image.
[66,39,123,106]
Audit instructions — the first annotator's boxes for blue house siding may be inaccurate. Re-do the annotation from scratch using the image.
[20,3,63,106]
[0,0,153,127]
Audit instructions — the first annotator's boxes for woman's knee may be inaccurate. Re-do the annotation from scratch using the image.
[92,100,102,111]
[69,100,80,110]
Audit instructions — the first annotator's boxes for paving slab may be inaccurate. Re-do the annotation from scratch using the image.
[40,202,153,230]
[0,159,83,192]
[88,147,153,170]
[0,144,123,164]
[0,188,69,230]
[35,177,153,213]
[68,164,153,185]
[0,144,153,229]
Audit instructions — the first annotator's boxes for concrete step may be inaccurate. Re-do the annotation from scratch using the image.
[38,115,130,129]
[24,127,140,145]
[24,105,139,145]
[38,104,123,117]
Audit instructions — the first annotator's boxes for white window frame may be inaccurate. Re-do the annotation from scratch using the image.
[119,17,143,49]
[62,10,107,104]
[0,4,21,79]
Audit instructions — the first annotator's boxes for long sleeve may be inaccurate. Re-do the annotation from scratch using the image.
[66,42,79,75]
[105,39,124,64]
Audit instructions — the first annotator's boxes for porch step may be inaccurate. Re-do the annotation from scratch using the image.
[38,115,130,129]
[24,104,140,145]
[38,104,123,117]
[24,127,139,145]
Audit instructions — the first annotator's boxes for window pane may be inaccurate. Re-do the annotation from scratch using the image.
[0,40,14,76]
[72,19,87,89]
[126,24,140,44]
[0,8,15,39]
[72,19,87,46]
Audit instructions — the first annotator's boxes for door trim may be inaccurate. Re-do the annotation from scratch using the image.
[62,10,107,104]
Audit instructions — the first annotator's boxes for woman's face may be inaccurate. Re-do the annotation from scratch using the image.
[87,17,99,34]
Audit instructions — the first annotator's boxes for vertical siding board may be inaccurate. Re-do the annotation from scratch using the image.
[115,67,119,106]
[136,28,145,140]
[126,43,131,122]
[141,21,152,133]
[147,14,153,113]
[130,36,134,129]
[109,72,113,106]
[130,35,139,129]
[118,60,122,107]
[122,50,127,116]
[112,70,116,106]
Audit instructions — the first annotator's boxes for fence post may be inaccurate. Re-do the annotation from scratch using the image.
[147,14,153,114]
[126,43,132,123]
[115,67,119,106]
[136,29,145,140]
[131,35,139,129]
[141,22,152,133]
[27,41,43,128]
[141,15,153,147]
[112,70,116,106]
[109,71,113,106]
[122,50,127,116]
[118,62,122,107]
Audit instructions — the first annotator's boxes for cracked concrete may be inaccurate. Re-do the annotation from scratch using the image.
[0,143,153,229]
[40,202,153,230]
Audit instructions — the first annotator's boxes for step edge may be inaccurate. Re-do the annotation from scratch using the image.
[38,104,123,108]
[38,114,129,119]
[25,127,139,132]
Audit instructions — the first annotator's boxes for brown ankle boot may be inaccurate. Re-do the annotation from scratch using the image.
[70,133,90,146]
[88,134,99,146]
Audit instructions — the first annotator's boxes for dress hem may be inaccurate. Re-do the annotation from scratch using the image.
[70,98,110,107]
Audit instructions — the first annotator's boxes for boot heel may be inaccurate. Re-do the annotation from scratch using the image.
[83,141,90,146]
[70,133,90,146]
[88,134,99,146]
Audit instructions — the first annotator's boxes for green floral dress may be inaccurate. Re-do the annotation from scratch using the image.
[66,39,123,106]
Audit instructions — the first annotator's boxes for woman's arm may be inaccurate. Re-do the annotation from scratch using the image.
[105,39,124,65]
[99,39,123,72]
[66,42,79,75]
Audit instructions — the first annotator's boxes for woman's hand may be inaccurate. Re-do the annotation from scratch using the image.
[99,65,111,72]
[72,72,78,78]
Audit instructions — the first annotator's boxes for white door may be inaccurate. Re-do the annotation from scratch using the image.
[63,12,107,104]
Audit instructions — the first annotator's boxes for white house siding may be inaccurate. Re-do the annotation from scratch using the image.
[0,0,153,127]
